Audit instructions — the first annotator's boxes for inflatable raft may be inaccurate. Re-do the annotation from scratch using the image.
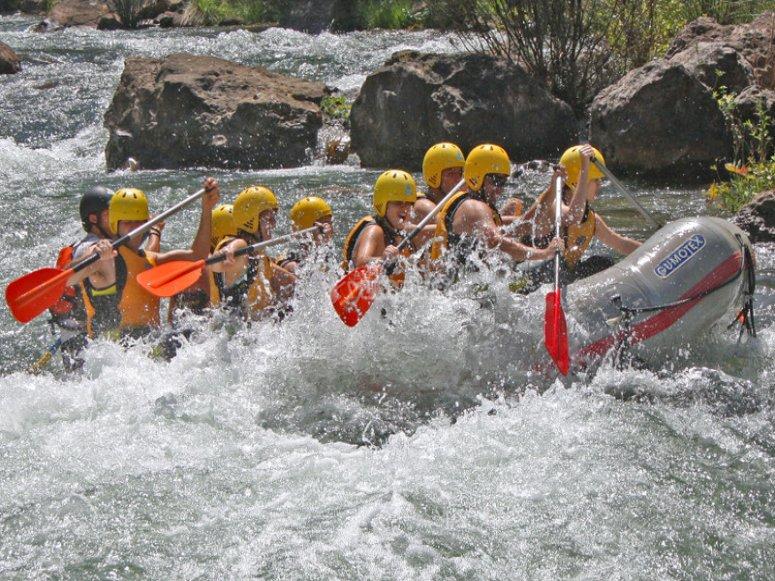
[560,217,756,369]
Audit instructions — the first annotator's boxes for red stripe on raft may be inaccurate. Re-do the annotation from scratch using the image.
[575,252,742,363]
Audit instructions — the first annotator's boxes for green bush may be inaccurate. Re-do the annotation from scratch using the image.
[357,0,416,30]
[707,157,775,213]
[321,95,352,123]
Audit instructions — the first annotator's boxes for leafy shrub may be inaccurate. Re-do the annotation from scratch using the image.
[707,157,775,213]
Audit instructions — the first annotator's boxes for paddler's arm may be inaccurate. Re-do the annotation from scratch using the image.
[407,224,437,249]
[594,215,642,255]
[268,260,297,301]
[144,219,164,253]
[207,237,248,274]
[351,226,387,268]
[458,201,563,262]
[563,146,594,226]
[413,198,437,224]
[67,238,117,287]
[154,177,220,265]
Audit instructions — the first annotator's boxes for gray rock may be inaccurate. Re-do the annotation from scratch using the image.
[350,51,577,169]
[47,0,110,28]
[735,189,775,243]
[733,86,775,158]
[0,41,21,75]
[666,13,775,91]
[589,60,731,180]
[668,41,753,93]
[104,53,328,171]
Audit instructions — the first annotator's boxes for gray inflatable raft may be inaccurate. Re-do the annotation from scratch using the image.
[561,217,755,368]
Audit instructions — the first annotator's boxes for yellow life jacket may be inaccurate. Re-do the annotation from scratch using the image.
[430,191,502,261]
[564,206,597,269]
[210,236,274,317]
[81,246,160,338]
[341,215,411,286]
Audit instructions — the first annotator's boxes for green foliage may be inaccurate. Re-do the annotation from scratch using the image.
[192,0,229,25]
[714,84,773,166]
[321,95,351,123]
[226,0,278,24]
[707,157,775,213]
[681,0,774,25]
[357,0,416,30]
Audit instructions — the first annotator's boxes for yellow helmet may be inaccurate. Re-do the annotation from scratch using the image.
[290,196,332,230]
[233,186,278,234]
[109,188,149,234]
[464,144,511,191]
[373,170,417,217]
[211,204,236,249]
[422,142,465,189]
[560,145,605,188]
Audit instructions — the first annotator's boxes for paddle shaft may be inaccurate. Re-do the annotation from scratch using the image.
[591,159,662,229]
[70,188,207,275]
[205,225,320,265]
[554,176,562,293]
[394,178,466,253]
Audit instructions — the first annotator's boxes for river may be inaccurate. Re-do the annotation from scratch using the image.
[1,15,773,578]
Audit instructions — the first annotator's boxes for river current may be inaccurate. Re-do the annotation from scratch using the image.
[1,16,773,578]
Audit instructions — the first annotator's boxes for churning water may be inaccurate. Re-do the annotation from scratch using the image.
[1,16,773,578]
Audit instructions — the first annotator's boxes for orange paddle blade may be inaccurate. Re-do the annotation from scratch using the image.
[330,264,383,327]
[6,267,72,324]
[544,290,570,375]
[136,259,206,298]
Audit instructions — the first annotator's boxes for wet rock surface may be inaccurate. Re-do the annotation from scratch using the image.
[735,189,775,243]
[0,41,21,75]
[350,50,576,169]
[104,53,328,171]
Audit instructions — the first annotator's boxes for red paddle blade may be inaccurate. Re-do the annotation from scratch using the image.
[6,267,72,324]
[330,264,383,327]
[544,290,570,375]
[136,260,205,298]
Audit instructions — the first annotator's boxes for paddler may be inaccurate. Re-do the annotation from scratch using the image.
[208,186,296,320]
[68,178,220,340]
[414,142,466,223]
[518,144,642,281]
[342,170,431,284]
[429,144,563,280]
[167,203,237,323]
[277,196,335,274]
[47,186,114,369]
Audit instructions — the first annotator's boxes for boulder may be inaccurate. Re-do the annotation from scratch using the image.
[104,53,328,171]
[589,60,731,180]
[666,13,775,90]
[350,51,576,169]
[735,189,775,243]
[0,41,21,75]
[47,0,110,28]
[1,0,47,14]
[668,41,753,93]
[154,10,174,27]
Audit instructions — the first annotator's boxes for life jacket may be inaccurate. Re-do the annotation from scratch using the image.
[564,205,596,270]
[211,236,274,318]
[430,191,502,262]
[81,246,160,337]
[49,238,94,332]
[341,215,412,286]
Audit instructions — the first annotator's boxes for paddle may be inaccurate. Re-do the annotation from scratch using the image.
[136,225,321,298]
[6,188,206,324]
[331,178,466,327]
[544,175,570,375]
[591,158,663,229]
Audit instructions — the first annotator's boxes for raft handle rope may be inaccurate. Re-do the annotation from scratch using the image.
[607,236,756,360]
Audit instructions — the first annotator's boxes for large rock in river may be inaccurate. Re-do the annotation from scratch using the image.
[0,41,21,75]
[589,60,731,180]
[104,53,327,171]
[350,51,576,169]
[735,189,775,243]
[666,13,775,90]
[46,0,109,28]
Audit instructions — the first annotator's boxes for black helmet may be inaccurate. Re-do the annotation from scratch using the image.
[79,186,112,232]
